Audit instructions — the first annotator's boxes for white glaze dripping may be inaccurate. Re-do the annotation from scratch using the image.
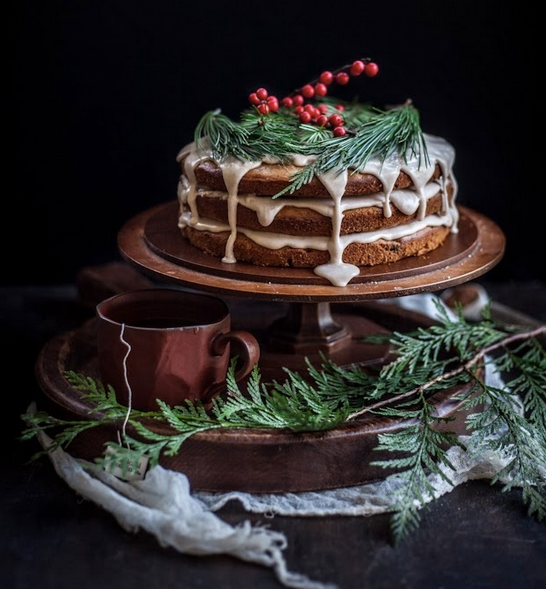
[313,166,359,286]
[425,134,459,232]
[360,154,403,219]
[200,182,441,223]
[217,156,262,263]
[178,211,457,250]
[178,141,214,226]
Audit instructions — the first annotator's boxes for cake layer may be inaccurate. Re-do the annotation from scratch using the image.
[181,224,451,268]
[190,186,452,236]
[190,158,443,198]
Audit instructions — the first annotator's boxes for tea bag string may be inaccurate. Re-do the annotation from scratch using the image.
[118,322,132,449]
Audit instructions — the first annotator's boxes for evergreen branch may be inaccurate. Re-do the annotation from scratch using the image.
[239,111,305,160]
[347,324,546,421]
[371,392,464,545]
[500,342,546,434]
[20,412,106,461]
[191,102,429,197]
[463,379,546,522]
[63,370,160,420]
[193,110,256,161]
[302,355,379,409]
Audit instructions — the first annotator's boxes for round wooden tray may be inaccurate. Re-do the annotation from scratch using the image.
[118,202,505,302]
[35,301,477,494]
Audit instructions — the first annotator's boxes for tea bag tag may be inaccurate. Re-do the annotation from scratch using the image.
[103,445,149,481]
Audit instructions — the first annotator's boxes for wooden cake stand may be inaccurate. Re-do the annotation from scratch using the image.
[35,202,506,493]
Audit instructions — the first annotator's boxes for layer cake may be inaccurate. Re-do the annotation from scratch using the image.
[175,62,459,287]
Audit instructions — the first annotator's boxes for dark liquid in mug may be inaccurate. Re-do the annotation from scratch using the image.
[128,317,201,329]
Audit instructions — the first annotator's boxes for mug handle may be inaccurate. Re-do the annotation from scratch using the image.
[204,331,261,403]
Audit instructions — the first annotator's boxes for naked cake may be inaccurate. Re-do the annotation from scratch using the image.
[175,58,459,287]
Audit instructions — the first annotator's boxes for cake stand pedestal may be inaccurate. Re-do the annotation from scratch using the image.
[35,201,506,492]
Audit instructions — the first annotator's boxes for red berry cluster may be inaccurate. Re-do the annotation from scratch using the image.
[287,101,348,136]
[248,88,279,115]
[248,58,379,137]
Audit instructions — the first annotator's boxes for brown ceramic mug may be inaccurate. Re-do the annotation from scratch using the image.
[96,288,260,411]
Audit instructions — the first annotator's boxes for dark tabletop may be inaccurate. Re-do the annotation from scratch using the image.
[2,271,546,589]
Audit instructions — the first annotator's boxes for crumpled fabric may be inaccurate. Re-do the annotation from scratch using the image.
[29,293,516,589]
[196,437,511,518]
[31,423,335,589]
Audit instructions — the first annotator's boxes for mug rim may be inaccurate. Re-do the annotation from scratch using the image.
[96,288,230,330]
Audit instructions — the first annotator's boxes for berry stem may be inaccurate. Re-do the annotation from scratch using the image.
[289,58,376,97]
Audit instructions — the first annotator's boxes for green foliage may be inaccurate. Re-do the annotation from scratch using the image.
[193,110,254,161]
[20,412,101,462]
[464,372,546,522]
[365,302,546,544]
[371,394,465,545]
[194,108,303,163]
[191,101,429,198]
[20,300,546,545]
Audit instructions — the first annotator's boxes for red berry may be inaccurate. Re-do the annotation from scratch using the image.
[333,126,347,137]
[249,93,260,105]
[335,72,349,85]
[318,104,328,113]
[301,84,315,98]
[267,96,279,112]
[292,94,304,106]
[319,71,334,85]
[335,104,345,111]
[293,105,304,115]
[257,103,270,115]
[328,113,343,127]
[350,60,365,76]
[364,62,379,77]
[299,111,312,124]
[256,88,268,100]
[314,83,327,97]
[316,114,328,126]
[281,96,293,108]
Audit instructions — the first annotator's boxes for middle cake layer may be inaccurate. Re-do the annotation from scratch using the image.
[181,181,451,237]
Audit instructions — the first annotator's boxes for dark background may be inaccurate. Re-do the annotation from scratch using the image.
[13,1,542,286]
[7,7,546,587]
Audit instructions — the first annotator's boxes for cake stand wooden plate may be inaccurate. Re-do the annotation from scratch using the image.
[35,301,477,494]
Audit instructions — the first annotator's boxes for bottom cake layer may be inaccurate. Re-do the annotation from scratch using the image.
[182,224,451,268]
